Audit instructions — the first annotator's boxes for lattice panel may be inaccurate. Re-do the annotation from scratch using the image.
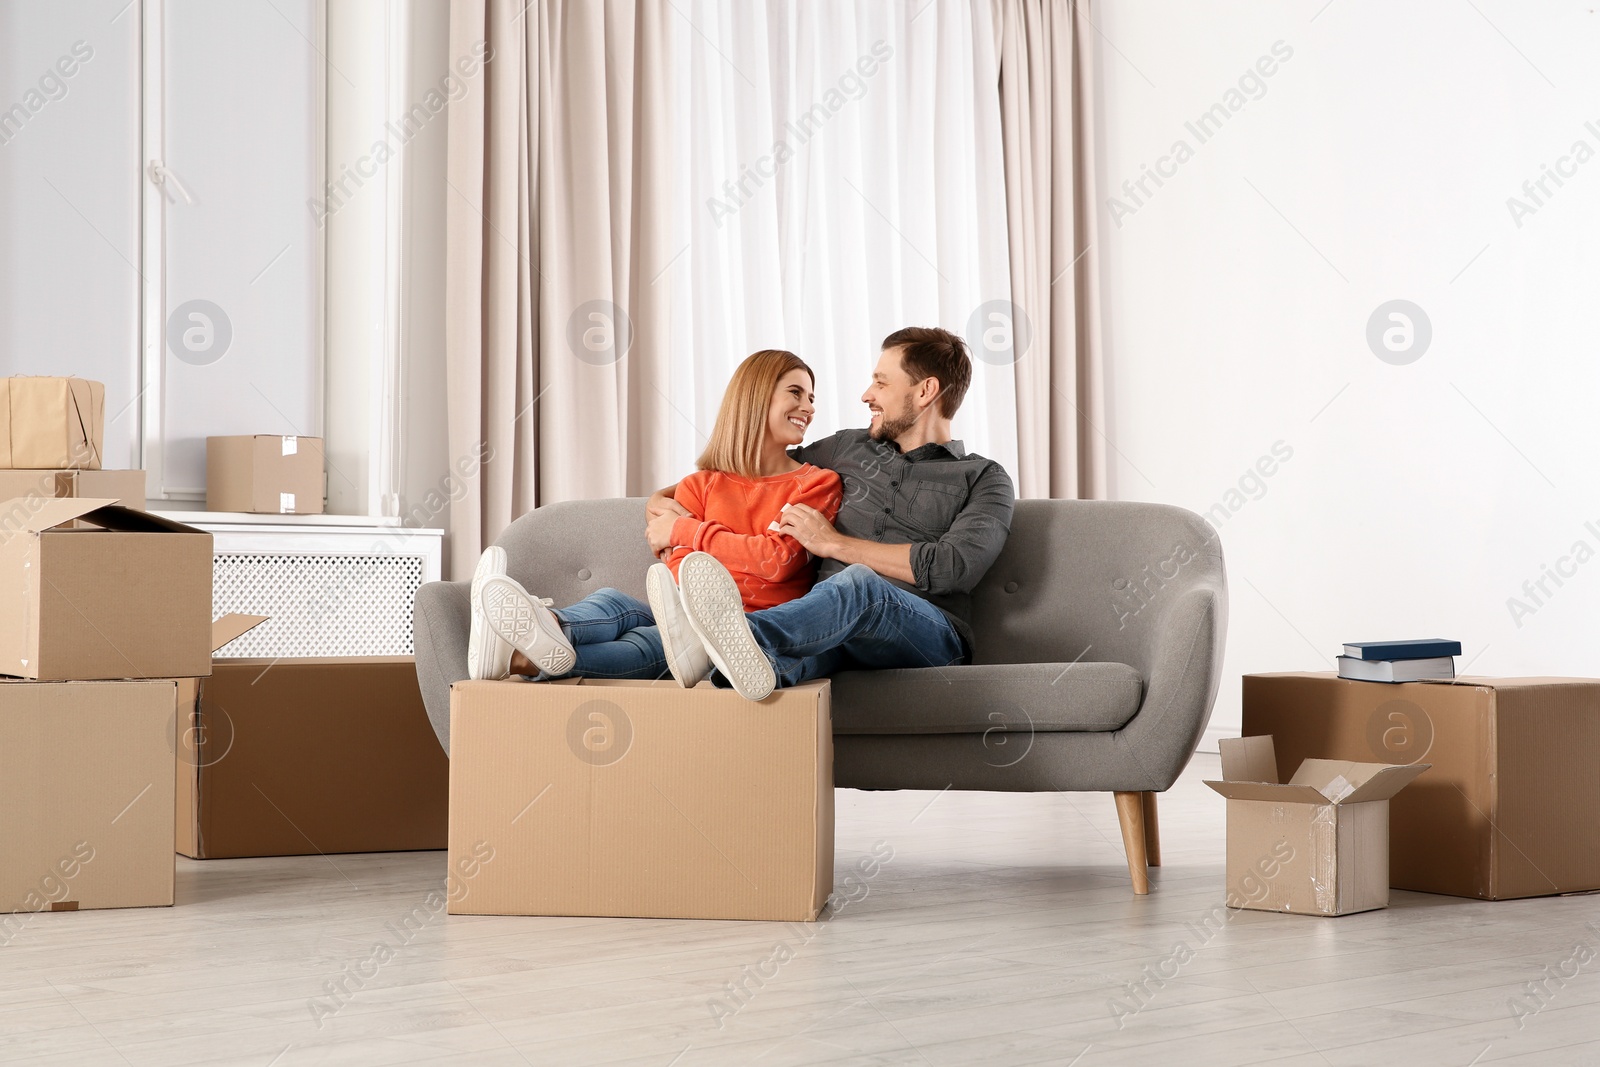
[211,552,423,657]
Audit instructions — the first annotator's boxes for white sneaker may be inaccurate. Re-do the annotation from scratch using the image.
[676,552,776,701]
[646,563,712,688]
[479,574,577,678]
[467,546,513,680]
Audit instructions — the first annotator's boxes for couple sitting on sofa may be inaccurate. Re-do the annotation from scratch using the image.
[467,326,1016,699]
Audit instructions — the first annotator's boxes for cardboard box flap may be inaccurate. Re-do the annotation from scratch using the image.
[211,614,270,652]
[1219,735,1279,784]
[79,505,205,535]
[1338,761,1430,804]
[2,496,118,532]
[1203,780,1332,804]
[1286,758,1431,804]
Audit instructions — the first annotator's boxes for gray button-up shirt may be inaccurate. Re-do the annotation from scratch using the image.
[790,428,1015,652]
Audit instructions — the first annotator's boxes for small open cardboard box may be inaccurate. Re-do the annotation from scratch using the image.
[1206,736,1429,916]
[0,497,212,680]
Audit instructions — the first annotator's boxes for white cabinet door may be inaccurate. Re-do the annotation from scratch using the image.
[155,0,322,499]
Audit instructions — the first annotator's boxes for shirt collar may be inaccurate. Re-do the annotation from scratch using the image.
[900,438,966,461]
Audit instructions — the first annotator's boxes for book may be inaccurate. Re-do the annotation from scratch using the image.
[1342,639,1462,661]
[1336,655,1456,683]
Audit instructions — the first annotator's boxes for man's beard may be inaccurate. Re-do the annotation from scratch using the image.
[869,400,917,442]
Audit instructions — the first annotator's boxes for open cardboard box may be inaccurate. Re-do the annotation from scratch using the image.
[0,497,212,680]
[1206,735,1429,916]
[176,615,448,859]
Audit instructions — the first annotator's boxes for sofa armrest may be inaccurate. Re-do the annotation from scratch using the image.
[1114,573,1228,789]
[413,579,471,757]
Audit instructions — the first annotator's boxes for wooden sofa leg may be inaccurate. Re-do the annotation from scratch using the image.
[1113,791,1151,895]
[1142,791,1161,867]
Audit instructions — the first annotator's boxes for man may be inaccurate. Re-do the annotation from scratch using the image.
[647,326,1015,699]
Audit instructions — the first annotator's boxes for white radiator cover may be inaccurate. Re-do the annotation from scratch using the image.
[212,551,425,657]
[154,513,444,658]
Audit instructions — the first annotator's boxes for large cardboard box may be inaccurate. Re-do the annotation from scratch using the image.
[175,650,448,859]
[448,678,833,921]
[0,377,104,469]
[206,435,325,514]
[0,679,176,917]
[1243,672,1600,900]
[1206,735,1428,916]
[0,498,213,680]
[0,469,145,509]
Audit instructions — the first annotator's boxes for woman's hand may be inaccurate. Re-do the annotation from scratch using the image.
[646,510,683,558]
[646,490,691,521]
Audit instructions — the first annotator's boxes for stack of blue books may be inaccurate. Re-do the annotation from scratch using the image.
[1336,639,1461,683]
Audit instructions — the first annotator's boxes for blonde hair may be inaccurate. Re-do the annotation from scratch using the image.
[696,350,815,479]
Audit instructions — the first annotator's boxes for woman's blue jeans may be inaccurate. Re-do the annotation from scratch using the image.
[544,588,668,680]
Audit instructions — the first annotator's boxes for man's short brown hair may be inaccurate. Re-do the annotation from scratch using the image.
[881,326,972,418]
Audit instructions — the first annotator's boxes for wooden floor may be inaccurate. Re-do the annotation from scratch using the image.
[6,752,1600,1066]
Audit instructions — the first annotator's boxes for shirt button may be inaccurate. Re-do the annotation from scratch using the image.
[883,507,892,514]
[890,481,899,487]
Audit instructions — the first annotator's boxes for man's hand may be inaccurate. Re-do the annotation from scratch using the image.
[646,511,684,559]
[646,487,689,521]
[776,504,845,558]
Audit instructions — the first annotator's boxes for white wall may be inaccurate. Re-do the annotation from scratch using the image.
[0,0,141,469]
[1096,1,1600,744]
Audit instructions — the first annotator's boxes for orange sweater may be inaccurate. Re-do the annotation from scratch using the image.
[667,464,843,611]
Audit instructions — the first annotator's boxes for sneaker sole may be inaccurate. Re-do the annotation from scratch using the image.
[646,563,710,688]
[468,546,511,680]
[480,576,576,677]
[677,553,775,701]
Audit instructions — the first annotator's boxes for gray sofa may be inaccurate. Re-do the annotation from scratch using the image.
[413,498,1227,894]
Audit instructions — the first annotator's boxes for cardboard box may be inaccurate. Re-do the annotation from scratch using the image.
[0,498,213,680]
[1244,672,1600,900]
[206,435,325,514]
[0,377,104,469]
[0,679,176,916]
[448,678,833,921]
[1206,735,1428,916]
[175,633,448,858]
[0,469,146,510]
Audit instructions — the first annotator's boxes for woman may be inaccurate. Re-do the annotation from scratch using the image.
[468,349,842,697]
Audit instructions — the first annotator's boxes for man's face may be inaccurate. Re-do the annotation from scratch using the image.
[862,347,922,442]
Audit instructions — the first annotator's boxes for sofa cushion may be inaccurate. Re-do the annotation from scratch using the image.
[829,662,1143,735]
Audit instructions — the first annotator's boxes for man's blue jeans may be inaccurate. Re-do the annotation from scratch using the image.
[546,588,668,680]
[729,563,968,688]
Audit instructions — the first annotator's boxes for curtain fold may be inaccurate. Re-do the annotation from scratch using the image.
[995,0,1106,500]
[444,0,675,580]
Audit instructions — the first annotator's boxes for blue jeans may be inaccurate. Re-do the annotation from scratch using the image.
[730,563,967,689]
[544,588,668,680]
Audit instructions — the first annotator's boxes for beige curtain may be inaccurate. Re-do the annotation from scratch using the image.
[995,0,1106,500]
[444,0,675,579]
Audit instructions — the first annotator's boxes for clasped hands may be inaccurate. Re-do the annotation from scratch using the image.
[644,494,843,562]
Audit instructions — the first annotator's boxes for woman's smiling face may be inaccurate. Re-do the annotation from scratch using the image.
[767,368,816,449]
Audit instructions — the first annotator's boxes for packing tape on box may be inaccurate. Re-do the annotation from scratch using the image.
[279,492,295,513]
[1311,805,1338,913]
[282,435,297,456]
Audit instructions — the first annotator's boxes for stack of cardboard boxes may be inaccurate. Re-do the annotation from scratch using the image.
[0,378,449,925]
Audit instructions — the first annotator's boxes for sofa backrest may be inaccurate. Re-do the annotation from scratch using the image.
[967,499,1223,668]
[495,497,1224,670]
